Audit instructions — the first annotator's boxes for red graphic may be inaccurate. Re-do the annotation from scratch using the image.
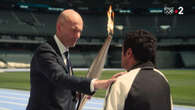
[174,9,178,14]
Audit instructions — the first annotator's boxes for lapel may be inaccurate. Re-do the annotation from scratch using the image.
[69,61,74,75]
[47,37,70,74]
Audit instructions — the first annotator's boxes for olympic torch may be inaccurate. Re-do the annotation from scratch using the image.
[77,5,114,110]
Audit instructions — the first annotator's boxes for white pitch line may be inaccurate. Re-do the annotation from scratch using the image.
[87,101,103,105]
[175,105,195,109]
[0,95,27,101]
[0,107,11,110]
[0,70,5,73]
[0,100,26,106]
[83,106,101,110]
[0,92,29,97]
[0,68,124,72]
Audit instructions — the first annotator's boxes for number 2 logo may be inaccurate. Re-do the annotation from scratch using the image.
[178,6,184,15]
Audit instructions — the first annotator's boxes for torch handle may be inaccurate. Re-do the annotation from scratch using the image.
[77,35,112,110]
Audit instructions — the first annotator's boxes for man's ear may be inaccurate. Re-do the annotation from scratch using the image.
[126,48,133,57]
[56,23,61,33]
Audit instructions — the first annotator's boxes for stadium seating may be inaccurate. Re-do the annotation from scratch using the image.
[0,61,6,68]
[0,10,18,24]
[0,9,195,68]
[33,12,57,35]
[158,38,183,46]
[156,51,184,68]
[0,50,32,68]
[180,52,195,68]
[82,15,107,37]
[70,51,104,67]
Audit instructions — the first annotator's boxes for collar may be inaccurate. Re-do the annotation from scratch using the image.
[127,61,154,72]
[54,35,69,55]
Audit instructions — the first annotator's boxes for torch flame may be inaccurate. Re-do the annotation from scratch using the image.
[107,5,114,36]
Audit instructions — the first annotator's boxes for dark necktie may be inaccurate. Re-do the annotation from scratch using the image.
[64,51,76,101]
[64,51,70,73]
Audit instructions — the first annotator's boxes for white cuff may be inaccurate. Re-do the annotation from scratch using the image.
[90,79,97,92]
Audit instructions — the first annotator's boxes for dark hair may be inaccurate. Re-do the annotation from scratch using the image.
[123,29,157,64]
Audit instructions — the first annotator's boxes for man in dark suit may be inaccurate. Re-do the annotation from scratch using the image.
[104,30,173,110]
[26,9,117,110]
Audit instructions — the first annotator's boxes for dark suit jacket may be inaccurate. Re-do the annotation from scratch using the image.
[26,37,94,110]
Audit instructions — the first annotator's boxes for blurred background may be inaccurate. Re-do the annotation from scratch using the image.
[0,0,195,69]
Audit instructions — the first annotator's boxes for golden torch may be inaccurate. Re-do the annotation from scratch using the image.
[77,5,114,110]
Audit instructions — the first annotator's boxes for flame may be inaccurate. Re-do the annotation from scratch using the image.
[107,5,114,35]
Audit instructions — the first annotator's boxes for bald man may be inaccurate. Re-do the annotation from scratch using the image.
[26,9,117,110]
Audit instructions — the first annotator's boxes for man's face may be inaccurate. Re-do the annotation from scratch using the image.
[59,20,83,47]
[121,47,134,70]
[121,47,128,69]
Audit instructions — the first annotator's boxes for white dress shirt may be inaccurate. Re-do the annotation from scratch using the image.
[54,35,95,92]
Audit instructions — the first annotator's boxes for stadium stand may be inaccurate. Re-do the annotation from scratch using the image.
[109,49,121,68]
[70,52,97,67]
[156,51,183,68]
[188,38,195,44]
[7,62,30,68]
[0,10,18,24]
[167,15,192,37]
[180,52,195,68]
[33,12,57,35]
[0,0,195,68]
[0,10,36,35]
[0,61,6,68]
[0,50,32,68]
[82,15,107,37]
[158,38,183,46]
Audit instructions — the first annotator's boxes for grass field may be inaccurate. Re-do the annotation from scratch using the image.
[0,69,195,106]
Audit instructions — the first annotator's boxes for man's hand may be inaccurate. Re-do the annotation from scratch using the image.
[93,78,116,90]
[86,95,92,99]
[93,72,127,90]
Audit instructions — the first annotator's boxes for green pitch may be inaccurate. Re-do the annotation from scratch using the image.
[0,69,195,106]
